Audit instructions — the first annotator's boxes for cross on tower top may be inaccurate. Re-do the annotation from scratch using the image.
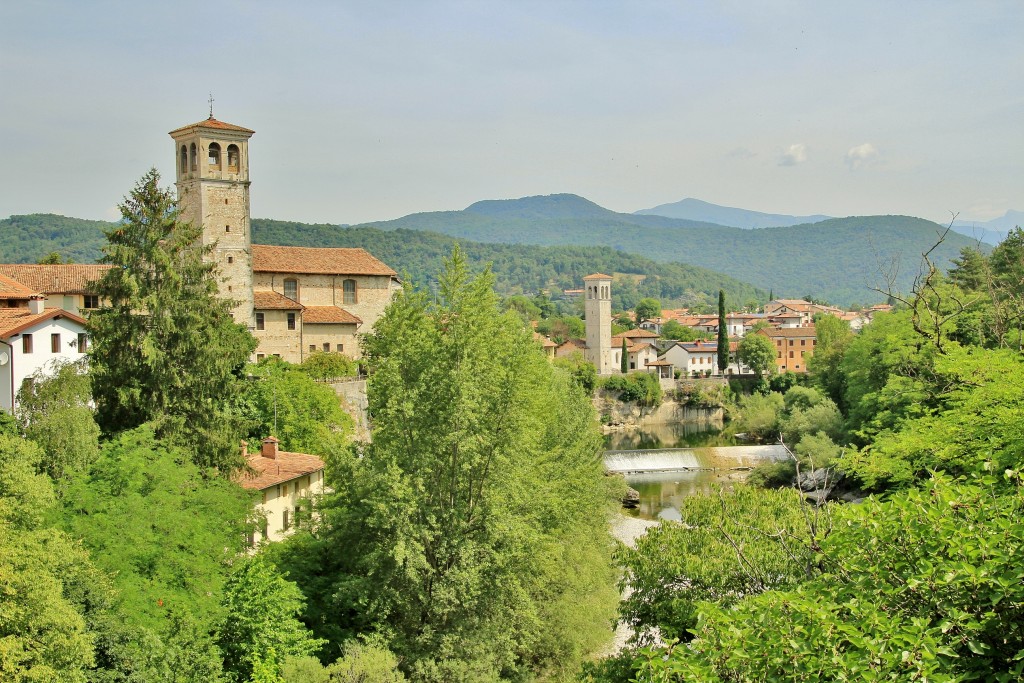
[208,92,214,119]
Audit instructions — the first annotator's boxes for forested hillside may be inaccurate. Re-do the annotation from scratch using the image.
[0,214,766,310]
[360,199,983,306]
[0,214,118,264]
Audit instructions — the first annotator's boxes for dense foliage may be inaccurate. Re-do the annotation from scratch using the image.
[87,171,257,470]
[601,371,662,406]
[268,249,619,681]
[0,213,767,311]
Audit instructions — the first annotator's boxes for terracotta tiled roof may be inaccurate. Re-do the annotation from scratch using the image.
[237,450,325,491]
[0,264,111,295]
[253,290,304,310]
[758,327,817,338]
[0,308,87,339]
[612,328,659,340]
[303,306,362,325]
[582,273,613,280]
[628,342,654,353]
[646,359,673,367]
[558,339,587,351]
[169,116,255,136]
[251,245,397,276]
[532,332,557,348]
[0,273,35,298]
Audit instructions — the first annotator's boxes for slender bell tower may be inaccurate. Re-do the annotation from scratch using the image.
[169,110,255,326]
[583,273,614,374]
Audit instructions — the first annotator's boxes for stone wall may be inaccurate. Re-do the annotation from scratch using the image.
[594,390,724,429]
[329,378,370,441]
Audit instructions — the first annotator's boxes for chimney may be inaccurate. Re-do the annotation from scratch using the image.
[240,440,248,458]
[261,436,279,459]
[29,296,45,315]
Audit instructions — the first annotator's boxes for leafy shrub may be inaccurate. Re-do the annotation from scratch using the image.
[746,460,796,488]
[601,372,662,406]
[298,351,359,382]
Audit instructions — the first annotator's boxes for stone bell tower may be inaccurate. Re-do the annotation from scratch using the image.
[169,113,255,326]
[583,273,614,375]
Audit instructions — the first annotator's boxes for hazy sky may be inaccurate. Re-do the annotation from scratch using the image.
[2,1,1021,226]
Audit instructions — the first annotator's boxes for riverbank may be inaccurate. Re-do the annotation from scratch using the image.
[604,513,660,655]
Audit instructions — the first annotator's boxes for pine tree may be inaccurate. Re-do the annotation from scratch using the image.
[717,289,729,375]
[88,169,257,470]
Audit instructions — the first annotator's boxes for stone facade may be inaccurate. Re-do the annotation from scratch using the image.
[170,117,255,325]
[584,273,614,374]
[170,116,398,364]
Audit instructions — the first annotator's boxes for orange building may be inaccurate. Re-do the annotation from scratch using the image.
[757,326,817,373]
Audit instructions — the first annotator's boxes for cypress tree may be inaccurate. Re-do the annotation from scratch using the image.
[621,337,629,374]
[717,289,729,375]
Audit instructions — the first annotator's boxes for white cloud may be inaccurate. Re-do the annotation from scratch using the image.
[845,143,879,170]
[778,143,807,166]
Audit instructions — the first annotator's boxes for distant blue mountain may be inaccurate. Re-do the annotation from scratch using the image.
[635,197,832,229]
[950,210,1022,245]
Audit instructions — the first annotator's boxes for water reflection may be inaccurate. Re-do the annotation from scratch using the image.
[604,420,736,451]
[626,470,745,521]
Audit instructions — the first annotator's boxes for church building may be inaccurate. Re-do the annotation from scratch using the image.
[169,115,398,363]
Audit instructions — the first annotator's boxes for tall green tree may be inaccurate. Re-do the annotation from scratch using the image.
[620,337,629,373]
[738,333,776,380]
[274,248,618,682]
[716,290,728,374]
[88,169,257,470]
[634,298,661,324]
[218,554,324,682]
[15,359,99,487]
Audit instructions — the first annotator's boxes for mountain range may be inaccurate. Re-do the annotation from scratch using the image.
[635,197,831,229]
[353,194,985,306]
[1,192,1003,307]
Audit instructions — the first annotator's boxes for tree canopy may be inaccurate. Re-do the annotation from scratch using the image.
[87,169,256,470]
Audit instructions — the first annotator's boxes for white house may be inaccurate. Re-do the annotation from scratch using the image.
[662,340,722,376]
[236,436,326,543]
[0,297,89,413]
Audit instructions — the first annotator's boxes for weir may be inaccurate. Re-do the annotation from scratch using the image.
[603,445,790,474]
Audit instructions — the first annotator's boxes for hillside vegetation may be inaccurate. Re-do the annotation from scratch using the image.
[356,194,984,306]
[0,214,765,310]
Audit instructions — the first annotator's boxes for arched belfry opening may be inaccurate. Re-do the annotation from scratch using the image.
[208,142,221,170]
[189,143,197,172]
[179,145,187,174]
[227,144,239,172]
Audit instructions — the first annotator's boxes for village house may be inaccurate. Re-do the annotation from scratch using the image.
[236,437,326,544]
[757,326,818,373]
[0,292,88,412]
[0,264,111,315]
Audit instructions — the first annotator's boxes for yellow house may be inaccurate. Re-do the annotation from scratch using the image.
[236,437,326,544]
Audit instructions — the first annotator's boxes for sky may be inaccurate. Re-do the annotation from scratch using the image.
[2,1,1021,227]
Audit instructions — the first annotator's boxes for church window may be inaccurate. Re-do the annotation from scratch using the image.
[287,313,296,330]
[180,145,187,173]
[255,312,265,330]
[189,143,197,171]
[227,144,240,172]
[284,279,298,301]
[208,142,221,169]
[342,279,357,304]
